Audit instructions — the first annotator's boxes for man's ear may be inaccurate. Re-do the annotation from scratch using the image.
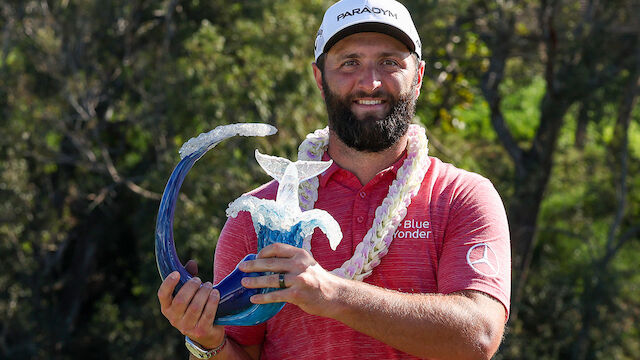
[415,60,426,98]
[312,62,325,99]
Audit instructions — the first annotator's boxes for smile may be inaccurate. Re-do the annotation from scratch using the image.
[356,99,384,105]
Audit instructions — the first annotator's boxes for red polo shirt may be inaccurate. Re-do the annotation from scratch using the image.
[214,155,511,359]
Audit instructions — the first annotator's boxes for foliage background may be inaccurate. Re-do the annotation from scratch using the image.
[1,0,638,359]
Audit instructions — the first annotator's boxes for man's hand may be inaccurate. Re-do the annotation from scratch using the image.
[238,243,344,318]
[157,261,226,350]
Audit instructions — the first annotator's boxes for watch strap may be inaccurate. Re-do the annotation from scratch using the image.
[185,335,227,359]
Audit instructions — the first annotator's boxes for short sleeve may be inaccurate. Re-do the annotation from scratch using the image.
[213,211,266,346]
[436,177,511,319]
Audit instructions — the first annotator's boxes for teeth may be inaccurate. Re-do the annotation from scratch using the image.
[357,100,382,105]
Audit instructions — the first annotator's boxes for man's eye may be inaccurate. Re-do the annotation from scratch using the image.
[342,60,358,67]
[382,59,399,67]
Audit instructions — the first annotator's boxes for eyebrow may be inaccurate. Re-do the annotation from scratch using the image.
[337,53,361,60]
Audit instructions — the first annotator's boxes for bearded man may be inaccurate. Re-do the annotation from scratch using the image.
[158,1,511,359]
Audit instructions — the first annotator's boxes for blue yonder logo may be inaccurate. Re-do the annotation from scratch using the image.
[394,219,432,239]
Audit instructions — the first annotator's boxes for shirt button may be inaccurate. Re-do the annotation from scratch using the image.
[359,191,366,199]
[356,216,364,223]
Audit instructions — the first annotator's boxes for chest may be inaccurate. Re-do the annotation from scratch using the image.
[308,181,443,293]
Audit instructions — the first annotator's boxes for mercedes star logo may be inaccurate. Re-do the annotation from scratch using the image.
[466,243,500,277]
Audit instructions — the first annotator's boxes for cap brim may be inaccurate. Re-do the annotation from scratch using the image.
[323,22,416,55]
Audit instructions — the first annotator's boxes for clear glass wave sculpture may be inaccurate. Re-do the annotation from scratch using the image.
[155,123,341,326]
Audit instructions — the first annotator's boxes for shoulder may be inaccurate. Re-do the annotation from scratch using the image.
[426,157,497,196]
[422,157,507,228]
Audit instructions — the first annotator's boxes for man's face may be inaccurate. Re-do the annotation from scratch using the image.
[314,32,424,152]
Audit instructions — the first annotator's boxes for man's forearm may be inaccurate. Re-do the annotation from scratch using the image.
[240,244,506,359]
[326,279,504,360]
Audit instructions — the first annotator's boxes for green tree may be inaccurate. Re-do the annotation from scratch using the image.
[1,0,639,358]
[1,0,330,358]
[405,0,640,357]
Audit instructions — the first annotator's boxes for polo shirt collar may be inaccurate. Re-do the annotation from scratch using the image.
[318,151,407,188]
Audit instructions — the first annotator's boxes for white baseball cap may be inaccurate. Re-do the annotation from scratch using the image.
[314,0,422,62]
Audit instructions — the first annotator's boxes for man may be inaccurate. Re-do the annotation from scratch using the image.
[158,0,510,359]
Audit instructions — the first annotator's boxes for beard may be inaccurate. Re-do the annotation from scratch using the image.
[322,76,418,153]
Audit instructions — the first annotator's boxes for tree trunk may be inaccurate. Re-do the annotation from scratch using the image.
[509,93,572,319]
[574,101,589,149]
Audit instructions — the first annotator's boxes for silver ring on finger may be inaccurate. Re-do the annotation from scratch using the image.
[278,273,286,289]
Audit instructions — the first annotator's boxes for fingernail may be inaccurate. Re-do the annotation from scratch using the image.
[210,289,220,300]
[203,282,213,288]
[169,272,179,280]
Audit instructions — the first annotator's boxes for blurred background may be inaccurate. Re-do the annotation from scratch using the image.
[1,0,638,359]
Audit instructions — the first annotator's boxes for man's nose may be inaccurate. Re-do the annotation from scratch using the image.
[357,64,382,93]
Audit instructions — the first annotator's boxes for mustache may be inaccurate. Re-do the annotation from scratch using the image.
[346,90,393,103]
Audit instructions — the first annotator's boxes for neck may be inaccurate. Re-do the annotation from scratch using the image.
[327,130,409,186]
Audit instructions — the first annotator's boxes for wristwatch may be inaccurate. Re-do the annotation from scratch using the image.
[185,335,227,359]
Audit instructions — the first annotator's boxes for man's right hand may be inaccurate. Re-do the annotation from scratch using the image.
[157,262,226,350]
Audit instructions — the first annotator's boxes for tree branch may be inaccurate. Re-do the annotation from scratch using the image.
[0,4,13,71]
[423,128,461,165]
[163,0,180,54]
[478,8,525,174]
[100,146,161,200]
[606,39,640,255]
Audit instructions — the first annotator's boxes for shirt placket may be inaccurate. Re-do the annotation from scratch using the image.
[350,167,399,254]
[351,187,371,253]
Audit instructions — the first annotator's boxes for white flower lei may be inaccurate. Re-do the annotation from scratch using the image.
[297,124,430,281]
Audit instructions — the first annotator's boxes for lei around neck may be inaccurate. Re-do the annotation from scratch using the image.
[297,124,429,281]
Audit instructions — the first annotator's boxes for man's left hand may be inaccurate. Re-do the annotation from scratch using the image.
[238,243,344,318]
